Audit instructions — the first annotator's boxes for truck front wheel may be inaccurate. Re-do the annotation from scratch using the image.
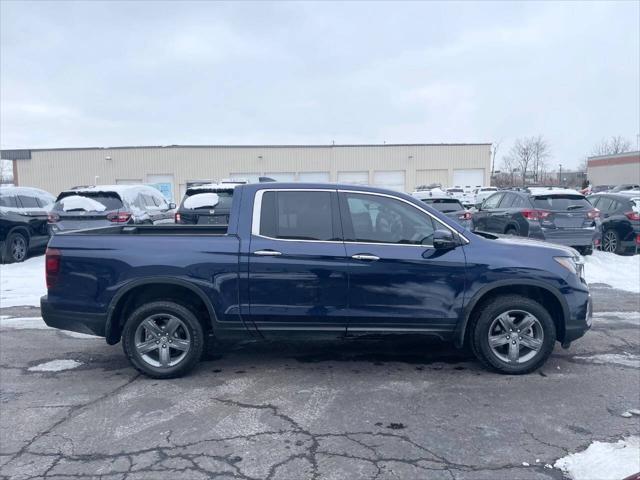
[470,295,556,374]
[122,301,204,378]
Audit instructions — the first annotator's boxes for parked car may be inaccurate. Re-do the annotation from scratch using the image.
[175,183,236,226]
[48,185,176,234]
[591,185,613,194]
[0,186,55,263]
[42,182,591,378]
[611,184,640,192]
[473,186,499,206]
[587,193,640,254]
[418,197,472,229]
[472,188,599,255]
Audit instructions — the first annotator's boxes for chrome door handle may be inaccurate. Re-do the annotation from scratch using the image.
[253,249,282,256]
[351,254,380,261]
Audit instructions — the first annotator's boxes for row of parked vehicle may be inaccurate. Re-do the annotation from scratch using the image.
[411,185,640,256]
[1,180,639,263]
[0,180,248,263]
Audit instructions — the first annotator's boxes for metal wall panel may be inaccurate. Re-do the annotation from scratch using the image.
[14,144,491,197]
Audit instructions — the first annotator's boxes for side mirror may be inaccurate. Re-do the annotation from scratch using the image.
[432,229,458,250]
[168,203,176,210]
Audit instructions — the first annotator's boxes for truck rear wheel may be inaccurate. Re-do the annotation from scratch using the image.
[470,295,556,374]
[122,301,204,378]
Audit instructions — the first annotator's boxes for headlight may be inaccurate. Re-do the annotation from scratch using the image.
[554,256,584,278]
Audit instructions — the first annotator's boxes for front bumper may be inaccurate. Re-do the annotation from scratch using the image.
[41,295,107,337]
[563,292,592,344]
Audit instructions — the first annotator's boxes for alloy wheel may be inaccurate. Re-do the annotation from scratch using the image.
[602,231,617,253]
[487,310,544,364]
[134,314,191,368]
[11,236,26,262]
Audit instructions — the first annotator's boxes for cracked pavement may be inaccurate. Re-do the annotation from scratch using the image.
[1,285,638,479]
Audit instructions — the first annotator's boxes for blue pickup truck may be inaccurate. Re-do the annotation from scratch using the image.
[42,183,592,378]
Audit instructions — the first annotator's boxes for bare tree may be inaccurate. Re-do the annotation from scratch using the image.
[0,160,13,185]
[591,136,632,156]
[530,135,550,183]
[505,138,535,186]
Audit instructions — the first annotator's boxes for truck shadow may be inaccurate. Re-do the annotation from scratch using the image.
[209,335,474,367]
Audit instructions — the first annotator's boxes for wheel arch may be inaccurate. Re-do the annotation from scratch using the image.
[455,280,569,348]
[105,277,218,345]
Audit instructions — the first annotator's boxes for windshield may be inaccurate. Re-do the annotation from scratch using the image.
[182,191,233,210]
[531,195,591,211]
[423,198,463,212]
[448,189,463,193]
[54,193,124,212]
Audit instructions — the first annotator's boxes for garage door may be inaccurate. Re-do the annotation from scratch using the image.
[264,172,296,182]
[452,169,484,188]
[338,171,368,185]
[298,172,330,183]
[416,169,448,188]
[373,171,405,192]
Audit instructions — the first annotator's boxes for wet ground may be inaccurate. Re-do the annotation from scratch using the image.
[0,286,638,479]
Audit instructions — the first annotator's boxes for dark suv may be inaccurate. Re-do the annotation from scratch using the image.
[49,185,176,234]
[472,188,599,255]
[175,183,235,226]
[587,193,640,254]
[0,186,55,263]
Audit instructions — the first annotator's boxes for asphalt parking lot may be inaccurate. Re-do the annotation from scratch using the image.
[0,284,638,480]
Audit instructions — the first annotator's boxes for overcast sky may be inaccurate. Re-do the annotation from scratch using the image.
[1,1,638,169]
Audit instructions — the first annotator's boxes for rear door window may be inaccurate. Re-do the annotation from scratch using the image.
[498,193,515,208]
[595,197,613,212]
[17,195,39,208]
[532,195,592,211]
[259,191,336,241]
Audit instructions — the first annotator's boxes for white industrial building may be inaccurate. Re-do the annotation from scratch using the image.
[587,151,640,186]
[2,143,491,201]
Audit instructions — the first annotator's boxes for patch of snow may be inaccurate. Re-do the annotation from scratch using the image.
[0,316,49,329]
[621,412,633,418]
[58,195,107,212]
[630,409,640,416]
[183,192,219,209]
[575,353,640,368]
[522,462,530,467]
[28,359,82,372]
[592,311,640,326]
[60,330,100,339]
[584,251,640,293]
[0,255,46,307]
[554,436,640,480]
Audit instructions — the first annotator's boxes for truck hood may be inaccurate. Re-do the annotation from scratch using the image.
[474,231,580,257]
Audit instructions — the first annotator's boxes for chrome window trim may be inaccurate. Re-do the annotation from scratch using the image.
[251,188,469,245]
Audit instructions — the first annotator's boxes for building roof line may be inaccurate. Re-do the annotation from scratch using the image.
[2,142,492,156]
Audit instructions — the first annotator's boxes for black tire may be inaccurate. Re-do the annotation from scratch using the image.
[2,231,28,263]
[504,227,518,236]
[470,295,556,375]
[576,246,593,256]
[122,301,204,379]
[602,229,622,254]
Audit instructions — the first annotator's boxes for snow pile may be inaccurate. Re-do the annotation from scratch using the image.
[584,251,640,293]
[184,192,220,209]
[0,316,48,329]
[554,436,640,480]
[28,359,82,372]
[574,353,640,368]
[58,195,107,212]
[0,255,46,307]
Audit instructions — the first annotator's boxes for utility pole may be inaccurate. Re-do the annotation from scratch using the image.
[558,164,562,186]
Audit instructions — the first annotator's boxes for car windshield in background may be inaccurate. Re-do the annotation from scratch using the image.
[532,195,591,211]
[448,189,463,193]
[182,191,233,210]
[423,199,464,212]
[54,193,124,212]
